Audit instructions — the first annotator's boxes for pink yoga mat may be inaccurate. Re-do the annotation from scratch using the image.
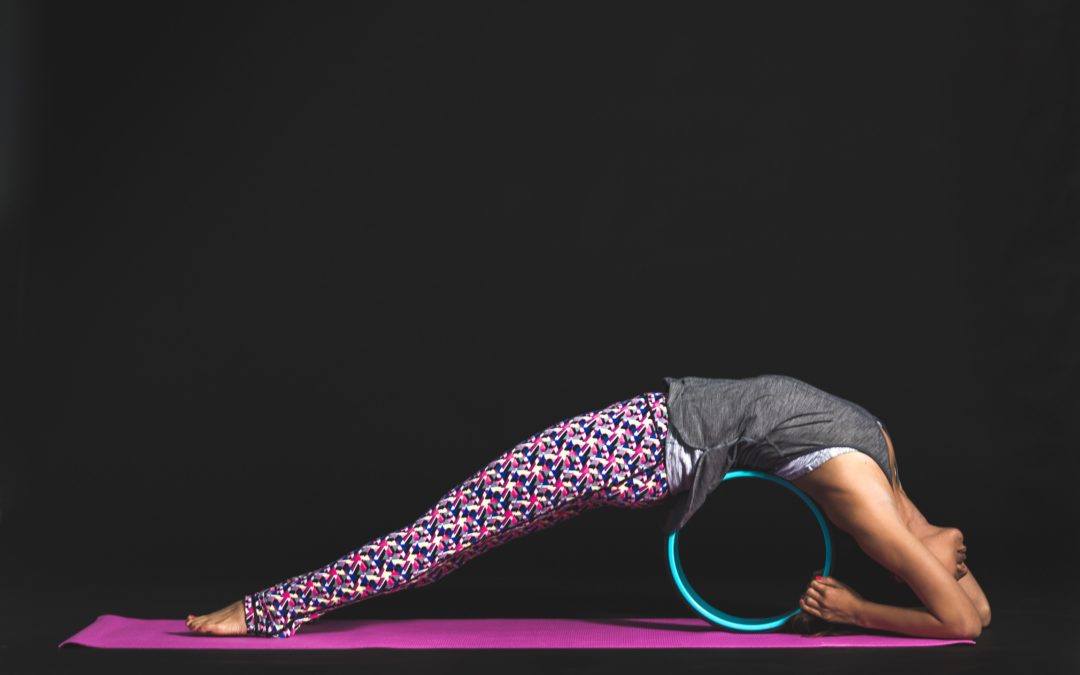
[59,615,976,650]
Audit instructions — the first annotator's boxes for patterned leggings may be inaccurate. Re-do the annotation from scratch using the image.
[244,391,672,637]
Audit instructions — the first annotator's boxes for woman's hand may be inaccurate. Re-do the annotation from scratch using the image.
[956,543,968,580]
[800,576,865,626]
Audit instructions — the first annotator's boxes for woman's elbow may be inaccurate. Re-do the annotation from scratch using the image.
[944,605,984,639]
[965,619,983,640]
[955,615,983,640]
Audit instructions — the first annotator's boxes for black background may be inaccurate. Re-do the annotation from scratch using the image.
[1,0,1077,668]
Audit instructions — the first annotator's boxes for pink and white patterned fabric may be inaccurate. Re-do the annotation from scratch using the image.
[243,391,672,637]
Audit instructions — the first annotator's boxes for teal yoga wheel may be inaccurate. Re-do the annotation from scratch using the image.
[666,469,833,631]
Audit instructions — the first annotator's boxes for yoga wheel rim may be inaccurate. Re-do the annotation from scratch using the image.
[666,469,833,632]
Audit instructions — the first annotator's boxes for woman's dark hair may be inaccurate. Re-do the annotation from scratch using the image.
[780,609,862,637]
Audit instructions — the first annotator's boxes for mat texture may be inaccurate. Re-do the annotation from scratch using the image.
[58,615,977,649]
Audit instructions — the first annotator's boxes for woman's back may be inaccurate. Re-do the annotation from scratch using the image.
[662,374,894,533]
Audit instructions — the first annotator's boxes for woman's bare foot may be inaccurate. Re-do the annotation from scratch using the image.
[186,599,248,636]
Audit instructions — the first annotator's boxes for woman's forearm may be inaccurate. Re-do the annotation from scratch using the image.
[959,568,991,626]
[855,600,980,639]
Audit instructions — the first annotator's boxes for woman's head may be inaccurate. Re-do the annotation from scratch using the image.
[783,606,862,637]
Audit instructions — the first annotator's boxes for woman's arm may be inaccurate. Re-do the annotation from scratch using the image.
[855,600,979,639]
[804,573,985,639]
[959,567,991,627]
[833,498,984,639]
[895,488,991,626]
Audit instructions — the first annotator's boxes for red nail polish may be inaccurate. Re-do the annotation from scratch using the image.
[815,575,823,580]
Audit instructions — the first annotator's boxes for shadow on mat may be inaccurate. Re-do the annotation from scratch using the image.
[579,618,718,633]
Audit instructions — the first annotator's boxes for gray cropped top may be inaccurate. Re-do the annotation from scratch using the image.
[660,374,894,534]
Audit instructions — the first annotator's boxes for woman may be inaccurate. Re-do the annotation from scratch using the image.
[186,374,991,639]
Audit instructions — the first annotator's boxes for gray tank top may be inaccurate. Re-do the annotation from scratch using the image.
[661,374,894,534]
